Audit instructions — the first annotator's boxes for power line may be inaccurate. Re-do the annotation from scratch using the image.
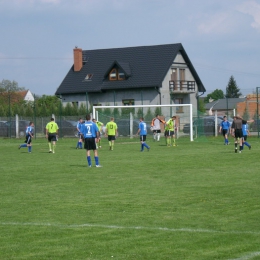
[1,57,260,77]
[0,57,72,60]
[194,63,260,77]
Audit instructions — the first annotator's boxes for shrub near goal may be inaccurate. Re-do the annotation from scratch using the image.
[92,104,194,141]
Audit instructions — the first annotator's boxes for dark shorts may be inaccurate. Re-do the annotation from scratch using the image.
[140,135,147,142]
[165,130,175,137]
[243,135,248,141]
[108,135,116,141]
[153,130,161,133]
[25,135,32,144]
[48,133,57,142]
[234,129,243,138]
[84,137,97,150]
[222,129,229,136]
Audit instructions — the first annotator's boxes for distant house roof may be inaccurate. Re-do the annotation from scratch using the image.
[56,43,206,95]
[0,90,34,104]
[205,98,246,110]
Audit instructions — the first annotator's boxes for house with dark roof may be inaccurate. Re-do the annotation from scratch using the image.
[55,43,206,117]
[205,98,246,117]
[205,95,259,119]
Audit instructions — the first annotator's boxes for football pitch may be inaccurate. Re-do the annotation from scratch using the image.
[0,136,260,260]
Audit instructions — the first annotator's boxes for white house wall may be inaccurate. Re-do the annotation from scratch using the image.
[160,52,198,113]
[62,89,163,115]
[24,90,35,102]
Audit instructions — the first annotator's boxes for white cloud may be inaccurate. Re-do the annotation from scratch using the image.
[237,0,260,31]
[198,12,231,34]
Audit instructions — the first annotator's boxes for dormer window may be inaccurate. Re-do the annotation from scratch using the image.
[109,68,125,81]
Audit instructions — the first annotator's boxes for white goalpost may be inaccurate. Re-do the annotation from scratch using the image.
[93,104,194,141]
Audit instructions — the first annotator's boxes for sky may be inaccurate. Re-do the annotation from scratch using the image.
[1,0,260,97]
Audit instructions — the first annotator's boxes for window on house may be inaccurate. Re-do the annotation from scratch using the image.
[175,98,183,113]
[109,69,117,81]
[179,69,185,90]
[109,68,126,81]
[85,74,93,80]
[72,101,79,108]
[122,99,134,106]
[118,68,125,80]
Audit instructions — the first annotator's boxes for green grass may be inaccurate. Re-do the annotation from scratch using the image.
[0,136,260,260]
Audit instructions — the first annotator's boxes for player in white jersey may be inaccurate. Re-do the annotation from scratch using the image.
[150,115,165,141]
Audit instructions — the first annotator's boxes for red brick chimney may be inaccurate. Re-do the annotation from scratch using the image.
[73,47,83,71]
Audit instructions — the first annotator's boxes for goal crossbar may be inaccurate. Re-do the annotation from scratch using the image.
[93,104,193,141]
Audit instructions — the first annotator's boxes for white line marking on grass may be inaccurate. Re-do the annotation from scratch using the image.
[1,222,260,235]
[229,252,260,260]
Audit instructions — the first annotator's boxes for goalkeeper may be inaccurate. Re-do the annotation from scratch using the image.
[150,115,165,142]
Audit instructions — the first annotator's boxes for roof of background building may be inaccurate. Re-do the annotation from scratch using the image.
[204,98,246,110]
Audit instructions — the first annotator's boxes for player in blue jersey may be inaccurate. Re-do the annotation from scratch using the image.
[242,121,252,150]
[76,118,84,149]
[136,117,150,152]
[219,116,231,145]
[81,114,102,167]
[18,121,34,153]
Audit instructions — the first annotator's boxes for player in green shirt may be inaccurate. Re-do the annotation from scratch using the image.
[165,116,176,147]
[105,117,118,151]
[92,118,104,148]
[45,117,59,153]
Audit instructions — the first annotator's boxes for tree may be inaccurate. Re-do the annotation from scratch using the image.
[204,89,225,103]
[198,99,206,113]
[0,79,25,93]
[226,76,242,98]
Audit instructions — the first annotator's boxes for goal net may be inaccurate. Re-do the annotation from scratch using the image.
[92,104,194,141]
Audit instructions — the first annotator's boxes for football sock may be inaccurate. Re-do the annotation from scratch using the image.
[109,141,111,147]
[157,133,160,141]
[48,143,52,150]
[87,156,91,166]
[53,144,56,153]
[143,143,149,149]
[244,141,250,147]
[28,146,32,152]
[95,156,99,165]
[21,144,27,148]
[240,146,243,151]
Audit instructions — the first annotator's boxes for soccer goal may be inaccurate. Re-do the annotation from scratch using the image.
[92,104,194,141]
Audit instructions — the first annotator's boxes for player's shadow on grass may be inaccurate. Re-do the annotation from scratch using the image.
[70,164,90,168]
